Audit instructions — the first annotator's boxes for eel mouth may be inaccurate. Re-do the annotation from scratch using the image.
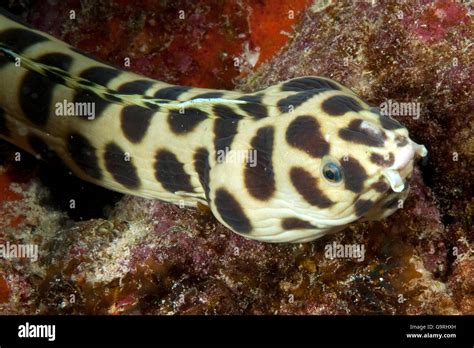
[383,140,427,192]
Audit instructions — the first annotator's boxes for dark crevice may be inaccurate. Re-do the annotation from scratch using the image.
[34,156,123,221]
[1,142,122,221]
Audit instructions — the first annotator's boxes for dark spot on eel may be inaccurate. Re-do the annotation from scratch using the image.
[354,199,374,217]
[154,149,194,193]
[322,95,363,116]
[245,126,275,200]
[339,119,385,147]
[286,115,329,158]
[120,105,155,143]
[168,108,208,134]
[117,80,155,95]
[103,142,141,189]
[290,167,333,208]
[66,132,103,180]
[277,88,329,113]
[370,152,395,167]
[19,53,73,126]
[213,104,241,161]
[214,188,252,234]
[281,77,340,92]
[238,94,268,118]
[154,86,191,100]
[193,148,211,202]
[340,156,367,193]
[281,218,315,230]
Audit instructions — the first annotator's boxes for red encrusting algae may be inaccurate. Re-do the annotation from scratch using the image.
[27,0,310,89]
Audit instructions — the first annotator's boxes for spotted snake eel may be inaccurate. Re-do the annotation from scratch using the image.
[0,9,427,242]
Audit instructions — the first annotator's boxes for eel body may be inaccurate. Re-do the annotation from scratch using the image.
[0,10,427,242]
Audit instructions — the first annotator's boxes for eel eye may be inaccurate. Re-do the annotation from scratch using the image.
[322,162,343,183]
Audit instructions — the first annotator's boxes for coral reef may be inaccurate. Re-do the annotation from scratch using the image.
[0,0,472,314]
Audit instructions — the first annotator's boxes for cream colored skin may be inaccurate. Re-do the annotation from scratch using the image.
[0,12,427,243]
